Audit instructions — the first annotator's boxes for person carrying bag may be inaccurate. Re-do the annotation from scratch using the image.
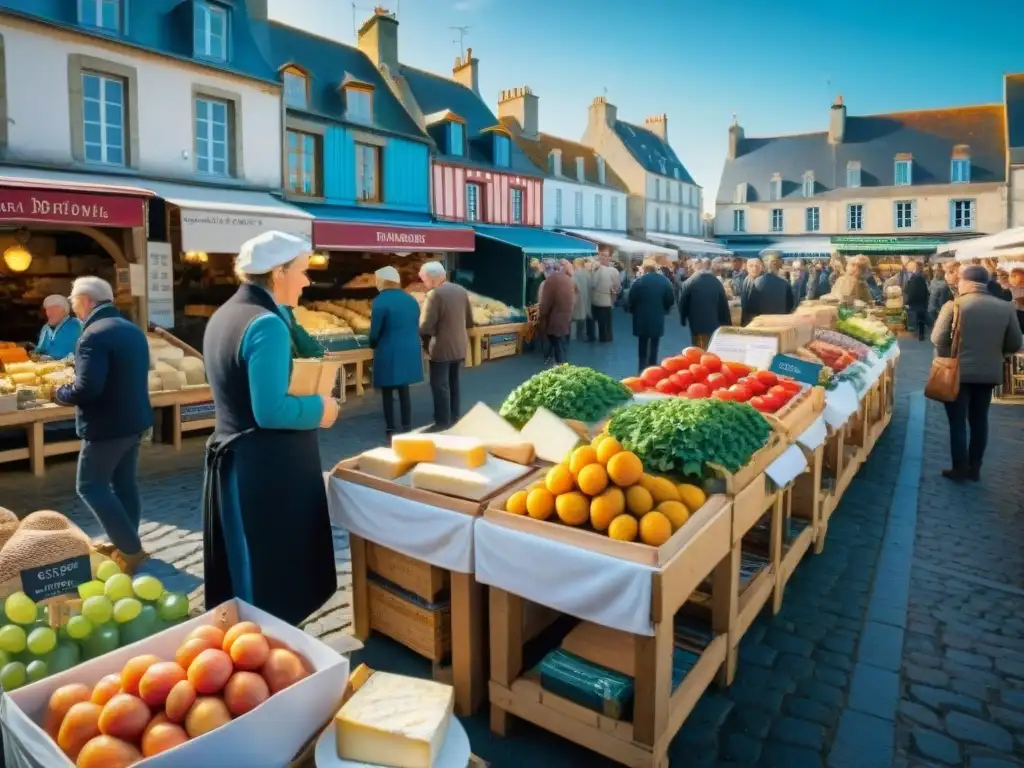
[924,301,960,402]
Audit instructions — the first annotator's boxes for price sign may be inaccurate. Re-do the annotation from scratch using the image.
[708,330,779,370]
[20,555,91,602]
[770,354,823,387]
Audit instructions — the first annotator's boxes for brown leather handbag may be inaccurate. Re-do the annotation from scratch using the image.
[924,301,961,402]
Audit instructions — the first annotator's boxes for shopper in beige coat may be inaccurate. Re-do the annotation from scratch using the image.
[418,261,473,429]
[591,254,621,342]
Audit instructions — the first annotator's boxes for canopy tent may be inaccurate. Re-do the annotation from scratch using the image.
[949,226,1024,262]
[645,232,732,256]
[560,229,678,261]
[473,225,596,255]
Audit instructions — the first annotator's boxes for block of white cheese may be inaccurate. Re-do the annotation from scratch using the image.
[519,406,583,464]
[410,463,491,500]
[335,671,454,768]
[359,447,415,480]
[447,402,523,443]
[430,434,486,469]
[484,441,536,465]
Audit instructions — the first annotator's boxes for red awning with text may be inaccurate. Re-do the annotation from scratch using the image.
[0,169,151,228]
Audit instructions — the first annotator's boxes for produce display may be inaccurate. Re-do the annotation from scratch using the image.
[41,620,310,764]
[500,364,632,428]
[836,314,895,349]
[146,334,207,393]
[0,342,31,365]
[806,340,858,373]
[812,329,872,361]
[606,398,773,477]
[503,436,709,546]
[0,359,74,405]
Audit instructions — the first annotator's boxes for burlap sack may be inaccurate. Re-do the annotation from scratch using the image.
[0,507,19,551]
[0,510,90,599]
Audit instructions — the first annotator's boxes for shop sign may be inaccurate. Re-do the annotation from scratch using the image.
[147,241,175,328]
[179,210,313,254]
[0,187,145,227]
[313,220,475,252]
[831,236,945,247]
[770,354,823,387]
[20,555,91,602]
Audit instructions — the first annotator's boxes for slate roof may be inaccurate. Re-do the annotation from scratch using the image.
[252,22,427,141]
[613,121,696,184]
[0,0,278,81]
[499,120,627,191]
[717,105,1007,204]
[1006,75,1024,165]
[398,66,542,176]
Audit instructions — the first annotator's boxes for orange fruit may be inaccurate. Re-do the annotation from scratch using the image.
[607,514,638,541]
[676,484,707,511]
[591,433,609,449]
[606,451,643,487]
[647,476,681,504]
[505,490,528,515]
[555,492,590,526]
[576,464,609,496]
[545,464,574,495]
[568,446,598,475]
[639,512,673,546]
[595,437,622,465]
[657,501,690,531]
[526,488,555,520]
[625,485,654,516]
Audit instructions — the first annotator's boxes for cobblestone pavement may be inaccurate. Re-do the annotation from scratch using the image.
[1,311,1022,766]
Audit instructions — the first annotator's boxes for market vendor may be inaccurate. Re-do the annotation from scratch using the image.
[201,230,339,626]
[34,294,81,360]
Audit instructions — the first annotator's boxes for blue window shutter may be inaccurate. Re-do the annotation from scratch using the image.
[948,200,953,229]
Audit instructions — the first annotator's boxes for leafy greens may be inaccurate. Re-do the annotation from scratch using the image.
[499,364,633,428]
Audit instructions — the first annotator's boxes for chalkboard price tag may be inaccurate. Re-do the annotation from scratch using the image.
[20,555,91,602]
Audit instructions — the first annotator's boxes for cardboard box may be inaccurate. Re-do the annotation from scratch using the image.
[289,359,342,398]
[0,599,360,768]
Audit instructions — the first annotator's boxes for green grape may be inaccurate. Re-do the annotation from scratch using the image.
[25,659,47,683]
[0,661,26,691]
[156,593,189,622]
[81,596,113,625]
[112,598,142,624]
[4,593,36,626]
[0,625,26,654]
[104,574,133,602]
[119,605,158,646]
[82,623,119,660]
[131,575,164,602]
[0,650,10,668]
[65,615,94,640]
[48,642,81,673]
[26,627,57,656]
[95,559,122,583]
[78,580,105,600]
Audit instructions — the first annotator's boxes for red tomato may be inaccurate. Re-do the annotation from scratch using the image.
[670,371,695,390]
[661,355,689,373]
[641,367,669,387]
[769,385,792,401]
[744,377,768,396]
[778,379,802,394]
[688,363,710,381]
[706,373,729,391]
[761,393,784,412]
[749,396,770,412]
[682,347,704,364]
[699,353,722,373]
[723,361,753,378]
[729,384,752,402]
[686,382,710,399]
[655,378,680,395]
[719,367,737,385]
[754,370,778,386]
[713,389,733,401]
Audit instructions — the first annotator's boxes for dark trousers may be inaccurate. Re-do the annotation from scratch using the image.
[692,334,712,351]
[381,385,411,434]
[909,308,928,341]
[76,433,144,555]
[574,318,596,342]
[637,336,660,372]
[429,360,462,429]
[547,335,566,364]
[943,382,995,470]
[593,305,613,342]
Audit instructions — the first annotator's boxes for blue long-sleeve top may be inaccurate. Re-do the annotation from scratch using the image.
[36,316,82,360]
[240,310,323,431]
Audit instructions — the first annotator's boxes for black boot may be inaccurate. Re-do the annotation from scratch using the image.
[968,464,981,482]
[942,467,968,482]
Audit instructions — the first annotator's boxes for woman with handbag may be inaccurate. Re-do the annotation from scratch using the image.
[929,265,1023,482]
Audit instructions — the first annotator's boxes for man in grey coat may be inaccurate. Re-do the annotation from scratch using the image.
[418,261,473,430]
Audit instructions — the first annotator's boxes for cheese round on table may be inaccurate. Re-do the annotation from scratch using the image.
[335,671,454,768]
[358,447,415,480]
[392,433,437,463]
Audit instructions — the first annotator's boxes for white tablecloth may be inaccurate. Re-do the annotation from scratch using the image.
[474,519,656,636]
[327,477,475,573]
[766,444,808,487]
[823,382,859,427]
[797,416,827,450]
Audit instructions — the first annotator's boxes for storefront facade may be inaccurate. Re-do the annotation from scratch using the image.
[830,236,948,258]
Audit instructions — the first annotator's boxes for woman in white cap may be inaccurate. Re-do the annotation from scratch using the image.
[35,294,82,360]
[369,265,423,437]
[201,231,340,625]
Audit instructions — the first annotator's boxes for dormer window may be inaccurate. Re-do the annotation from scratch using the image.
[494,134,511,167]
[802,171,814,198]
[79,0,120,32]
[194,1,228,62]
[448,120,465,157]
[575,157,585,182]
[769,173,782,201]
[951,146,971,183]
[673,168,680,180]
[894,155,912,186]
[341,76,374,124]
[282,66,308,110]
[596,156,606,185]
[549,149,562,176]
[847,161,861,188]
[734,183,747,204]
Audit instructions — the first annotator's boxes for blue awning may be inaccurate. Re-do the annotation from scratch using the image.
[474,225,597,255]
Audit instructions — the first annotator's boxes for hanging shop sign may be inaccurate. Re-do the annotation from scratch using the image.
[147,241,175,328]
[313,220,475,252]
[178,209,313,254]
[0,187,145,228]
[830,236,946,253]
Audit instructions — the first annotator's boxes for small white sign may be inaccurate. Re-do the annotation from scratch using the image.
[708,329,780,370]
[146,241,174,328]
[179,209,313,254]
[823,382,859,427]
[797,416,828,451]
[128,263,145,297]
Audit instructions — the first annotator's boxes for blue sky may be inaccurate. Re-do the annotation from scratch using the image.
[271,0,1024,214]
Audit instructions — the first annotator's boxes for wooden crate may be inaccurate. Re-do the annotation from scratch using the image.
[366,543,449,603]
[769,385,825,439]
[367,579,452,662]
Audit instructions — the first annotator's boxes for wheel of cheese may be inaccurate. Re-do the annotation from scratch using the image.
[0,510,90,596]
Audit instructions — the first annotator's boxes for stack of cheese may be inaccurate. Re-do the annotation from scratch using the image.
[0,360,75,403]
[146,334,206,392]
[334,671,455,767]
[292,305,354,337]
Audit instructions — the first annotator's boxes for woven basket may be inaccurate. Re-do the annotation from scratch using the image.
[0,508,19,552]
[0,510,90,599]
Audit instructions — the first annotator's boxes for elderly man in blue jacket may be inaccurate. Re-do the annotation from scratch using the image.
[56,277,153,573]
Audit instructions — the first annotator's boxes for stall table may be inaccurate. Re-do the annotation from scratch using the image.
[0,404,78,477]
[468,323,527,367]
[325,349,374,397]
[151,386,215,450]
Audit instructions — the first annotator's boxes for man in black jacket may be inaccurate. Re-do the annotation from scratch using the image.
[746,257,795,322]
[628,261,675,371]
[903,261,931,340]
[679,258,732,349]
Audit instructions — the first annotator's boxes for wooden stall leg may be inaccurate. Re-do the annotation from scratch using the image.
[28,422,45,478]
[488,587,523,736]
[171,404,183,451]
[354,361,365,397]
[771,492,786,615]
[632,619,673,749]
[450,572,486,717]
[473,334,483,367]
[349,534,370,642]
[712,543,740,687]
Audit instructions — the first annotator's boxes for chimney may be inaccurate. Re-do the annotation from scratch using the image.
[357,7,399,71]
[727,114,744,160]
[596,156,606,185]
[453,47,479,95]
[588,95,617,131]
[497,86,538,140]
[549,148,562,176]
[645,113,668,140]
[829,94,846,144]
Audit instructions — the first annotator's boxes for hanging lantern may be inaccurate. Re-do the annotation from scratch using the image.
[183,251,209,264]
[308,252,329,270]
[3,244,32,272]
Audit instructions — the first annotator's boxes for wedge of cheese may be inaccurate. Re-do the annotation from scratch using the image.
[392,433,436,463]
[447,402,523,442]
[519,406,582,464]
[410,462,491,499]
[485,441,536,465]
[335,671,454,768]
[359,447,415,480]
[431,435,486,469]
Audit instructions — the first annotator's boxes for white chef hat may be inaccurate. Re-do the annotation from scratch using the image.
[42,294,70,311]
[235,231,312,275]
[375,266,400,283]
